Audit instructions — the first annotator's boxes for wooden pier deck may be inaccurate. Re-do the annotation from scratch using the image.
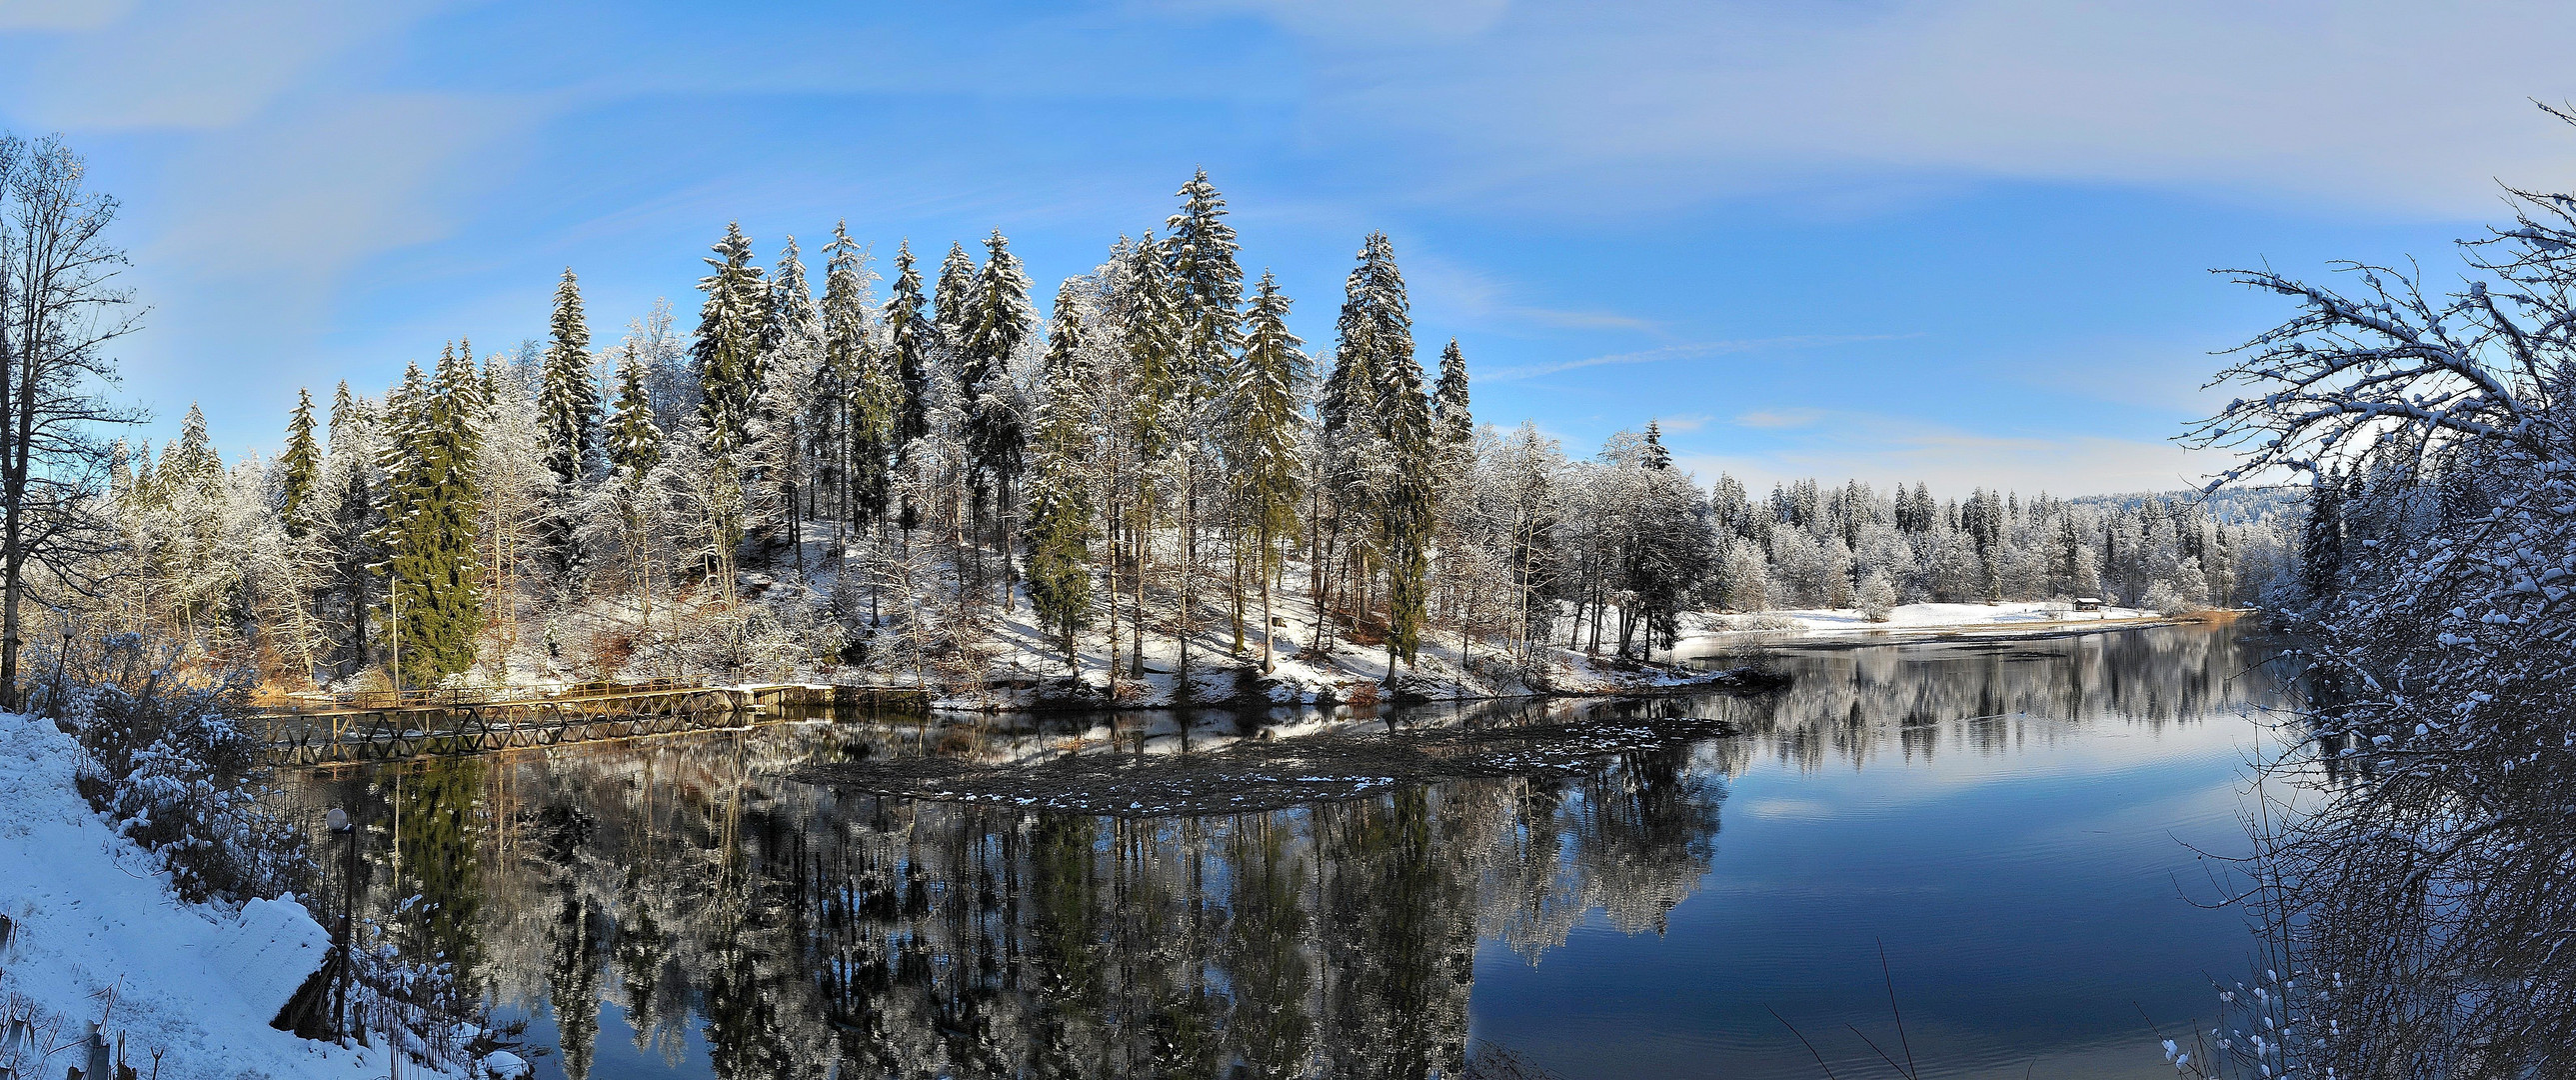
[255,680,929,766]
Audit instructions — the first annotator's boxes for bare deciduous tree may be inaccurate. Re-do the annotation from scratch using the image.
[0,134,142,708]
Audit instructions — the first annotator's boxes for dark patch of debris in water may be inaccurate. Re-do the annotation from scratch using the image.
[795,713,1739,818]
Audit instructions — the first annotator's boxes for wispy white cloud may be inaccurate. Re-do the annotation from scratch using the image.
[0,0,429,130]
[1734,408,1823,430]
[1226,0,2576,217]
[1403,253,1658,332]
[1482,333,1920,383]
[1651,412,1714,433]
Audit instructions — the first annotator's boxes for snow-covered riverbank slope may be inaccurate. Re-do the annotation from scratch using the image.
[0,711,385,1080]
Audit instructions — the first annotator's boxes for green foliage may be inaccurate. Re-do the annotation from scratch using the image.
[280,388,322,538]
[1231,270,1310,555]
[1023,281,1098,668]
[1333,233,1434,668]
[377,349,484,685]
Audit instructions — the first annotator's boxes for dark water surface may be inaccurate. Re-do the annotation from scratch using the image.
[284,624,2294,1079]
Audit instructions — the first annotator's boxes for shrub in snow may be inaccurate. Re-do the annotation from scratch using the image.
[2140,581,2189,617]
[46,634,310,905]
[1855,570,1897,623]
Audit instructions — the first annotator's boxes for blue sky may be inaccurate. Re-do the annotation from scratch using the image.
[3,0,2566,494]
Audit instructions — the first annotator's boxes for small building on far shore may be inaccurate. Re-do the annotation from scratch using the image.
[2072,597,2104,613]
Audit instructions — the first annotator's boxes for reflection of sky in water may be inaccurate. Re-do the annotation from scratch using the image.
[1473,627,2288,1079]
[286,624,2290,1080]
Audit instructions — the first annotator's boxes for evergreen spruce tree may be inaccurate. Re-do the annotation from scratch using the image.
[2301,465,2345,611]
[1123,233,1186,452]
[1023,279,1099,671]
[693,223,766,456]
[378,348,485,685]
[1162,172,1245,663]
[823,223,889,528]
[606,343,662,482]
[1326,233,1433,672]
[882,241,933,534]
[1165,168,1245,389]
[279,388,322,538]
[164,403,222,493]
[1640,419,1672,470]
[760,235,824,555]
[1116,233,1186,676]
[540,268,602,486]
[1433,340,1472,452]
[933,241,979,348]
[1230,270,1310,672]
[962,229,1034,602]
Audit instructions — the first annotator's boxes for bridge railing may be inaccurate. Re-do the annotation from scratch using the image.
[252,675,712,717]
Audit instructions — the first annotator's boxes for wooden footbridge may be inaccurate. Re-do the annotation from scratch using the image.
[255,679,929,766]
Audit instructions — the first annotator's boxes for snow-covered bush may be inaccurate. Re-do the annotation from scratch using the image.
[44,633,310,905]
[1855,570,1897,623]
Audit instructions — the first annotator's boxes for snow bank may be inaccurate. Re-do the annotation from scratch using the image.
[0,711,388,1080]
[1682,601,2163,639]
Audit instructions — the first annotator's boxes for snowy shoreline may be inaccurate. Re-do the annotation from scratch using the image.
[0,712,389,1080]
[1675,600,2189,643]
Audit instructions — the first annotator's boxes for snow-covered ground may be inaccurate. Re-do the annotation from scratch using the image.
[0,711,387,1080]
[1680,601,2163,640]
[450,523,1760,712]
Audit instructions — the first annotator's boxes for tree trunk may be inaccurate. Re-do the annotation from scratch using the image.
[1258,518,1276,674]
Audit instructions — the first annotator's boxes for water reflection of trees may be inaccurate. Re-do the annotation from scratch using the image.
[1693,625,2293,773]
[287,726,1723,1080]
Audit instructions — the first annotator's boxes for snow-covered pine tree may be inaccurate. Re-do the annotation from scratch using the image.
[1340,232,1433,673]
[540,268,602,486]
[1229,270,1309,672]
[757,236,825,569]
[1434,340,1472,451]
[1162,173,1245,662]
[279,387,322,539]
[822,222,886,531]
[693,224,767,457]
[2299,465,2344,612]
[1640,419,1672,470]
[1166,169,1245,391]
[934,242,979,347]
[161,404,229,638]
[320,383,385,677]
[606,341,662,482]
[1429,340,1480,659]
[1023,278,1100,673]
[378,347,485,685]
[1111,233,1188,676]
[962,229,1034,605]
[882,241,934,535]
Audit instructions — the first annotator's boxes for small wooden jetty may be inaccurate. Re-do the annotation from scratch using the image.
[254,679,928,766]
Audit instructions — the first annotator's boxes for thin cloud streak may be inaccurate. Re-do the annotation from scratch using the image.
[1482,333,1922,383]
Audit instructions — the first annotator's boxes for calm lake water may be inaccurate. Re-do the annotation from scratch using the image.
[284,623,2296,1080]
